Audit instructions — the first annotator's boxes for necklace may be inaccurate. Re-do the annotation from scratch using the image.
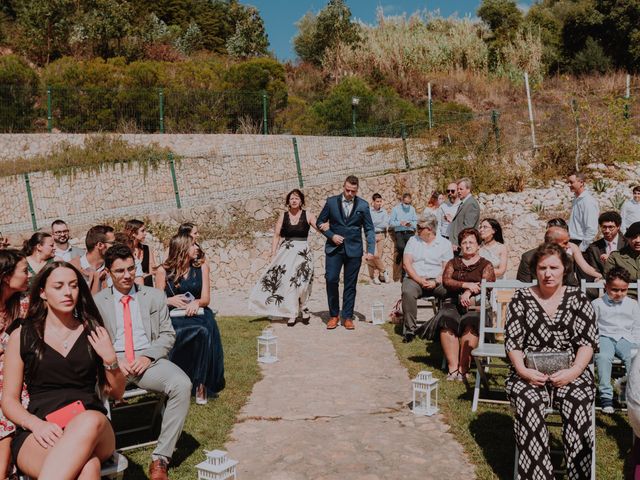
[48,325,78,350]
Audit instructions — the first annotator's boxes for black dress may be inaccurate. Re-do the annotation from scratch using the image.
[11,321,106,464]
[166,266,225,396]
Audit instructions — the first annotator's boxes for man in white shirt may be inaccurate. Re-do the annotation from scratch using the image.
[94,244,191,480]
[567,172,600,251]
[401,214,453,342]
[592,267,640,413]
[621,186,640,233]
[52,219,85,262]
[437,182,460,239]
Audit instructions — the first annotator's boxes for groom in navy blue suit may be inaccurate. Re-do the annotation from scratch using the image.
[317,175,375,330]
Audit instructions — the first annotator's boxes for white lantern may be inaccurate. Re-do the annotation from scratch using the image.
[412,370,439,416]
[196,450,238,480]
[257,327,278,363]
[371,302,385,325]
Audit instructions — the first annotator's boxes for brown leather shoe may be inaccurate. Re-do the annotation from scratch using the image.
[149,459,169,480]
[343,318,355,330]
[327,316,340,329]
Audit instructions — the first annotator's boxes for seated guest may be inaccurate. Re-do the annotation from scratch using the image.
[70,225,115,294]
[401,214,451,343]
[516,226,601,284]
[505,242,597,479]
[2,261,126,479]
[438,228,495,381]
[124,219,157,287]
[622,185,640,233]
[367,193,390,284]
[22,232,56,284]
[605,221,640,299]
[51,219,84,262]
[177,222,205,261]
[156,234,225,405]
[0,250,30,478]
[592,267,640,413]
[389,193,417,276]
[478,218,508,279]
[94,244,191,480]
[0,233,9,250]
[113,232,144,285]
[585,211,626,278]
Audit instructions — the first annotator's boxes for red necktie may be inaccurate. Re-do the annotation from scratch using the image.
[120,295,135,363]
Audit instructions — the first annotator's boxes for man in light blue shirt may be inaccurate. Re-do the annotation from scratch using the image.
[389,193,418,272]
[592,266,640,413]
[567,172,600,251]
[367,193,390,284]
[621,186,640,233]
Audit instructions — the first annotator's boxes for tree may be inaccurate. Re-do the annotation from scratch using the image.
[478,0,523,69]
[293,0,360,65]
[226,5,269,58]
[17,0,75,64]
[71,0,133,58]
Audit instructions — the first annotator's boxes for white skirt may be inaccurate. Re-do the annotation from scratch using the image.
[248,239,314,318]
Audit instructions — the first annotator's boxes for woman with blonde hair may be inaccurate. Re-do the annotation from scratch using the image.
[156,234,224,405]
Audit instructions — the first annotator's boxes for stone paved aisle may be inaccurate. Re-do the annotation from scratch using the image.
[219,284,476,480]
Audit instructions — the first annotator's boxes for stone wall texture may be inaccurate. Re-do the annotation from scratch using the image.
[1,134,639,291]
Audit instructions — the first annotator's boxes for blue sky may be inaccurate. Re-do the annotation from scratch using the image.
[247,1,534,61]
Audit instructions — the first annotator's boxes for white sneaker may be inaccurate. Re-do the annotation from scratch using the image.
[372,277,381,285]
[602,405,614,414]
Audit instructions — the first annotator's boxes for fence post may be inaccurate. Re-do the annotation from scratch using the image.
[262,91,268,135]
[624,74,631,120]
[427,82,433,129]
[524,72,537,150]
[292,137,304,188]
[159,88,165,133]
[401,123,410,170]
[47,86,53,133]
[24,173,37,231]
[491,110,500,154]
[168,153,181,208]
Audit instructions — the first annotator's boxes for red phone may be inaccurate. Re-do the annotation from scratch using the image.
[45,401,86,429]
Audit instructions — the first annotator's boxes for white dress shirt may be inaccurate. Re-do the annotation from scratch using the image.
[112,286,151,353]
[568,190,600,251]
[437,200,460,238]
[403,235,453,278]
[592,294,640,344]
[622,199,640,233]
[341,195,354,217]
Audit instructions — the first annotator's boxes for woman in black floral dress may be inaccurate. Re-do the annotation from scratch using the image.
[505,242,598,480]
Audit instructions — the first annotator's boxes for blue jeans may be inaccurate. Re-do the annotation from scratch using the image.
[595,336,636,404]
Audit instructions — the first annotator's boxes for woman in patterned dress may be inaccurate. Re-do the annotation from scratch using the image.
[249,189,318,326]
[0,250,30,477]
[505,242,598,480]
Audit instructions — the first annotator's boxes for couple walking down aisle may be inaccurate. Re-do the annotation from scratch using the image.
[249,176,375,329]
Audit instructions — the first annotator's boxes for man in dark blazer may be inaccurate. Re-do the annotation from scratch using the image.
[317,175,375,330]
[94,244,191,480]
[449,177,480,250]
[585,211,627,277]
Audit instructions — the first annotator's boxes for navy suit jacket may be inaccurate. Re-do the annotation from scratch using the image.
[317,195,376,258]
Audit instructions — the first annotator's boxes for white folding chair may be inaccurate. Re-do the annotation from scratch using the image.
[471,279,535,412]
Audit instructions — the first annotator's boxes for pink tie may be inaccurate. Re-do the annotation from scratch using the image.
[120,295,135,363]
[607,242,613,254]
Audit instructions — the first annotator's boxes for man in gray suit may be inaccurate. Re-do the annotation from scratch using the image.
[449,177,480,250]
[94,244,191,480]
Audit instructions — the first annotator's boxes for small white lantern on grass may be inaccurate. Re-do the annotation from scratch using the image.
[257,326,278,363]
[412,370,439,416]
[371,302,385,325]
[196,450,238,480]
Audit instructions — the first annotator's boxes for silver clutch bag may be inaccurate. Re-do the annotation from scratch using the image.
[525,351,571,375]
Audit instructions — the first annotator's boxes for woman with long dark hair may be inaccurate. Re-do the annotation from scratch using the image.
[156,234,224,405]
[124,219,156,287]
[2,262,125,479]
[177,222,205,261]
[479,218,508,279]
[0,250,30,478]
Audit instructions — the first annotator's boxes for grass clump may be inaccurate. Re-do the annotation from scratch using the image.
[121,316,269,479]
[382,323,632,479]
[1,135,171,178]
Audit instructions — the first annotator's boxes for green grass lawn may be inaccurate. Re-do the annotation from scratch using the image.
[118,316,269,479]
[382,323,633,480]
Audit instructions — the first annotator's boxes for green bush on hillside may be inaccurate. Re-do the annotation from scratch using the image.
[0,55,39,131]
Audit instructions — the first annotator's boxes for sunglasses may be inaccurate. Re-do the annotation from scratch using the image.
[447,189,456,193]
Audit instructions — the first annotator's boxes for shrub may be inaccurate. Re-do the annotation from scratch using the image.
[0,55,39,131]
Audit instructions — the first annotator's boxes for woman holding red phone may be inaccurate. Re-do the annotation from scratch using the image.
[1,261,126,479]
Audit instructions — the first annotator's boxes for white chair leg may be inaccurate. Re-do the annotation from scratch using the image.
[472,359,482,412]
